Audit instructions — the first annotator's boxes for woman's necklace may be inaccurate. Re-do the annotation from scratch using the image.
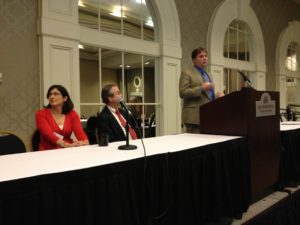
[51,109,65,126]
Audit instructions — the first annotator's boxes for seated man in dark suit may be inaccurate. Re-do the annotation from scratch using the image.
[96,84,140,143]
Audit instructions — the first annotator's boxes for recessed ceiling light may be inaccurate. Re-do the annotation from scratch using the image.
[78,0,85,7]
[136,0,146,4]
[109,6,126,18]
[145,17,154,27]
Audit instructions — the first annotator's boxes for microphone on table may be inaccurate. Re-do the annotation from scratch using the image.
[117,97,137,150]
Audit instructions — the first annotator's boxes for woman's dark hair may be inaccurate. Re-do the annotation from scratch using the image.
[101,84,117,104]
[45,84,74,114]
[191,47,207,59]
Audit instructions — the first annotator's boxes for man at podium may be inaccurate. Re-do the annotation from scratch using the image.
[179,47,223,133]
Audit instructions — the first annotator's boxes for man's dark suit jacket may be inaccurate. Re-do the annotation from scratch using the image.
[96,105,140,143]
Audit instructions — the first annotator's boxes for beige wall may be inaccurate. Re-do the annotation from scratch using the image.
[0,0,39,151]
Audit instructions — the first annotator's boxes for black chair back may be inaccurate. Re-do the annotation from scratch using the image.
[147,113,155,137]
[86,116,98,144]
[0,132,26,155]
[31,130,40,151]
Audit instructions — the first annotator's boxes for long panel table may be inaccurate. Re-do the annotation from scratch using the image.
[0,133,251,225]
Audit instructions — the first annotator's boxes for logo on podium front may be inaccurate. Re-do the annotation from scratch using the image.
[256,93,275,117]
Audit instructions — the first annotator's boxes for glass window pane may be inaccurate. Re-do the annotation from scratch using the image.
[223,29,229,58]
[229,20,238,29]
[286,77,296,103]
[80,44,100,118]
[286,42,298,71]
[229,69,238,92]
[80,106,101,119]
[80,47,158,137]
[223,68,229,94]
[238,30,246,61]
[78,0,99,29]
[228,27,238,59]
[123,53,142,102]
[223,68,246,93]
[99,0,122,34]
[144,105,156,137]
[144,56,155,118]
[142,1,154,41]
[101,49,123,90]
[123,0,142,39]
[225,20,251,61]
[79,0,155,41]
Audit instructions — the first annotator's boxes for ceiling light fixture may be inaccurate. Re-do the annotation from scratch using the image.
[109,6,126,18]
[145,17,154,27]
[78,0,85,7]
[135,0,146,4]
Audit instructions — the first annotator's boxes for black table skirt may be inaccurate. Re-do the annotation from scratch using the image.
[0,138,250,225]
[279,128,300,188]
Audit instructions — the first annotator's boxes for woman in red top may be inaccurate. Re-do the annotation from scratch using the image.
[36,84,89,150]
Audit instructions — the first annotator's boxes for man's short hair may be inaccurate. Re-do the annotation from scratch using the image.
[101,84,117,104]
[191,47,207,59]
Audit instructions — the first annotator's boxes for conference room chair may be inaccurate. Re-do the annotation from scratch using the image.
[147,113,155,137]
[0,131,26,155]
[85,116,98,144]
[31,129,40,151]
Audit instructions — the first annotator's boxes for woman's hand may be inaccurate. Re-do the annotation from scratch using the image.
[73,140,89,146]
[57,139,89,148]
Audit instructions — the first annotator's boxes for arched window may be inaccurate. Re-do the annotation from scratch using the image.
[276,21,300,108]
[208,0,266,94]
[223,20,253,93]
[285,43,299,105]
[223,20,250,61]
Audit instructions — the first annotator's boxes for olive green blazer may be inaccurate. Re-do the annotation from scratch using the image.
[179,66,212,125]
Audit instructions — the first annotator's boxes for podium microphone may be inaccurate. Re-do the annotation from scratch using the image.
[237,70,255,89]
[118,98,137,150]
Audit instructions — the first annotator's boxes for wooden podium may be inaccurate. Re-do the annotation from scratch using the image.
[200,88,280,200]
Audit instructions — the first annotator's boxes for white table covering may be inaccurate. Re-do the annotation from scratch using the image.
[280,121,300,131]
[0,133,240,182]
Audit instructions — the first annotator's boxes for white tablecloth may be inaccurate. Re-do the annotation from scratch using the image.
[280,121,300,131]
[0,133,240,182]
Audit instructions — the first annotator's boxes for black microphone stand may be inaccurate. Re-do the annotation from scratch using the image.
[238,70,255,89]
[118,104,137,150]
